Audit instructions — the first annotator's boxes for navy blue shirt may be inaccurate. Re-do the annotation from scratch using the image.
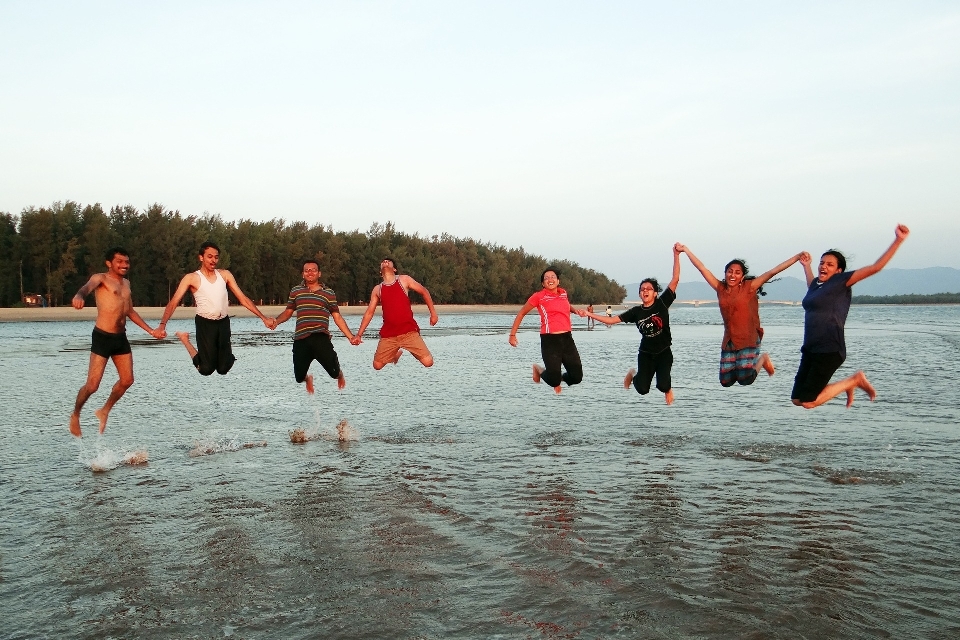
[619,288,676,354]
[801,270,854,358]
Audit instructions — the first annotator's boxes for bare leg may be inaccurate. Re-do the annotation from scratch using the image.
[175,332,199,360]
[665,389,674,405]
[373,350,402,370]
[336,371,346,390]
[623,368,636,390]
[532,364,544,384]
[70,353,109,437]
[304,374,315,394]
[755,352,775,376]
[94,353,135,434]
[801,370,876,409]
[553,384,562,395]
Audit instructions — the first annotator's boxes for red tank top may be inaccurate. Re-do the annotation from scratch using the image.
[379,278,420,338]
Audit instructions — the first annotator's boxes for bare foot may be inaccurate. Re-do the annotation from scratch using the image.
[623,368,636,389]
[94,407,109,434]
[554,385,562,394]
[845,388,855,408]
[69,413,82,437]
[856,371,877,401]
[532,365,544,384]
[665,389,674,405]
[760,353,775,376]
[175,331,190,344]
[337,371,346,390]
[304,374,314,395]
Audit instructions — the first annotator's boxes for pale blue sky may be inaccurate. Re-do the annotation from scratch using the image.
[1,1,957,283]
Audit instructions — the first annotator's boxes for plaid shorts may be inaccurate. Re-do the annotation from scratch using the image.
[719,340,759,387]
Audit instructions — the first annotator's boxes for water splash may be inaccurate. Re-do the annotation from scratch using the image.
[290,419,358,443]
[77,439,149,473]
[188,437,268,457]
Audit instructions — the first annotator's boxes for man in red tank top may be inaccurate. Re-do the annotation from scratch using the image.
[353,258,439,370]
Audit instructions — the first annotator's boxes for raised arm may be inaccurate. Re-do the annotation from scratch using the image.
[667,244,681,292]
[71,274,105,309]
[352,286,381,344]
[799,252,815,286]
[158,272,197,329]
[749,252,808,291]
[846,224,910,287]
[402,275,439,326]
[508,302,536,347]
[676,244,719,291]
[222,270,274,329]
[330,311,357,342]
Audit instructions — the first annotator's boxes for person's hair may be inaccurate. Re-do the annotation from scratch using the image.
[639,278,662,294]
[541,266,560,283]
[724,259,749,276]
[743,275,767,296]
[199,241,220,256]
[822,250,847,272]
[382,257,398,272]
[104,246,129,262]
[302,259,320,271]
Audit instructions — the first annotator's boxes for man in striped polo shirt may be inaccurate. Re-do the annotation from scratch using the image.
[273,260,358,394]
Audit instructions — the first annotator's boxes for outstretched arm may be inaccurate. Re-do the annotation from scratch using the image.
[582,311,622,326]
[71,274,104,309]
[330,311,357,342]
[799,252,815,286]
[846,224,910,287]
[508,302,535,346]
[273,307,294,327]
[157,272,196,329]
[127,308,164,339]
[222,270,274,329]
[352,286,381,344]
[667,244,681,292]
[402,276,439,326]
[749,252,809,290]
[675,244,718,291]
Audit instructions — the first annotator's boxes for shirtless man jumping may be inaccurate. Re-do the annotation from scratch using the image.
[353,258,438,369]
[69,247,165,437]
[158,241,274,376]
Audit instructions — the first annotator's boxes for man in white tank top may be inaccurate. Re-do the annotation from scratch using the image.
[159,242,275,375]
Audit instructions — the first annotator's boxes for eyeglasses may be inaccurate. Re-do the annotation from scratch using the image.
[640,287,656,292]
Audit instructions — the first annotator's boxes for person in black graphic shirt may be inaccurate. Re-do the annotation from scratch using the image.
[582,244,682,404]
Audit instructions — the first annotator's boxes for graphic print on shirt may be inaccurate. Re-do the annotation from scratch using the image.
[636,311,664,338]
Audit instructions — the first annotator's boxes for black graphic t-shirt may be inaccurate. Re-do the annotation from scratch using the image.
[618,288,676,354]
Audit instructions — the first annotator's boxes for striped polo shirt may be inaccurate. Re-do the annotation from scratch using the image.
[286,284,339,340]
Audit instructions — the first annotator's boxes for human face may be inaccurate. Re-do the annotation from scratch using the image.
[818,254,842,282]
[380,259,396,275]
[199,248,220,271]
[639,283,657,306]
[105,254,130,278]
[541,271,559,291]
[724,264,745,287]
[302,263,320,285]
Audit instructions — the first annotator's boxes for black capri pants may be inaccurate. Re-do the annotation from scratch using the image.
[539,332,583,388]
[633,348,673,395]
[293,332,342,383]
[194,315,236,376]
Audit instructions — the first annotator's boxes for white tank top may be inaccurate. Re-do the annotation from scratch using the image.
[194,270,229,320]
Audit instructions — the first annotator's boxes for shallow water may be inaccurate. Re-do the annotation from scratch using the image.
[1,306,959,638]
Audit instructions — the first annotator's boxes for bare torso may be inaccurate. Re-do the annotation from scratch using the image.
[94,275,134,333]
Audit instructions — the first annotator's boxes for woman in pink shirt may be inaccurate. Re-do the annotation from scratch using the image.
[509,267,583,394]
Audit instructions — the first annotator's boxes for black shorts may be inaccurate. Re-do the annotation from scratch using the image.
[791,351,844,403]
[193,315,235,376]
[91,328,131,358]
[293,332,341,383]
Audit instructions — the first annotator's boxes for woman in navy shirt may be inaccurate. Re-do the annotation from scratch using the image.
[792,224,910,408]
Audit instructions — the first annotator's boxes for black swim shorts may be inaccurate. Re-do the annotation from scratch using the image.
[791,351,844,403]
[91,327,132,358]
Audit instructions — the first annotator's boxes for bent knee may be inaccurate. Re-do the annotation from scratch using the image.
[720,379,736,388]
[419,356,434,368]
[372,361,387,370]
[119,376,134,388]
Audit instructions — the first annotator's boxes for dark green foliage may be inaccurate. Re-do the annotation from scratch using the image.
[3,201,626,307]
[851,293,960,305]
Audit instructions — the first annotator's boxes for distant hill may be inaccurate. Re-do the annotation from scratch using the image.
[622,267,960,303]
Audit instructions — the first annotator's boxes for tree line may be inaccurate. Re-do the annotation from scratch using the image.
[0,201,626,308]
[851,293,960,305]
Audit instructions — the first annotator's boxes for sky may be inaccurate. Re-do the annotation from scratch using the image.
[1,1,958,284]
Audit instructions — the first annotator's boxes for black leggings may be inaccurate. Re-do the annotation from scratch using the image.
[632,348,673,395]
[293,333,341,383]
[193,315,235,376]
[539,332,583,388]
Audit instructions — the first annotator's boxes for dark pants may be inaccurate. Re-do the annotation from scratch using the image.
[791,351,844,402]
[633,348,673,395]
[293,332,341,383]
[539,332,583,388]
[193,315,235,376]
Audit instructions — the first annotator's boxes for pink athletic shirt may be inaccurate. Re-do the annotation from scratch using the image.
[527,287,573,334]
